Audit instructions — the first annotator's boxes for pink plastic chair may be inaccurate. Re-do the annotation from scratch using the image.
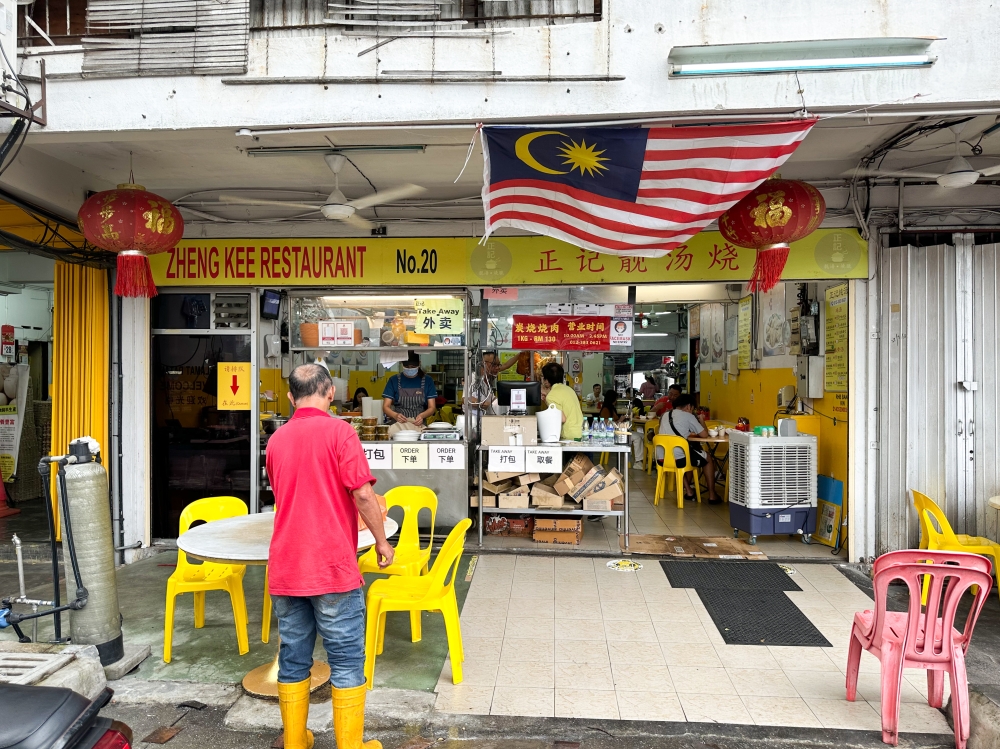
[845,550,993,748]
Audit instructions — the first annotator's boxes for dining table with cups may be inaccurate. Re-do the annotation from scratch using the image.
[689,424,733,498]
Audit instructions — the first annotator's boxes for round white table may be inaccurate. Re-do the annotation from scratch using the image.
[177,514,398,698]
[989,496,1000,511]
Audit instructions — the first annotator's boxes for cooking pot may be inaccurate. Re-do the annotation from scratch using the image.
[262,415,288,434]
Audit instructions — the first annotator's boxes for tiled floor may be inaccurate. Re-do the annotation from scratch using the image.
[432,555,952,734]
[479,464,846,559]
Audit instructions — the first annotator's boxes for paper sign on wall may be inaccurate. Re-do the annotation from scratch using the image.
[824,283,849,392]
[217,362,251,410]
[737,296,753,370]
[489,445,525,472]
[525,446,560,473]
[415,298,464,334]
[392,442,428,470]
[363,444,392,469]
[430,443,465,469]
[484,287,518,300]
[610,319,633,348]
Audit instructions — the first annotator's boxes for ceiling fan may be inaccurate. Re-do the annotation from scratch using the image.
[218,154,426,229]
[852,124,1000,189]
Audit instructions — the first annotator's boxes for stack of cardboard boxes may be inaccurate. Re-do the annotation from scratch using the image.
[472,453,625,546]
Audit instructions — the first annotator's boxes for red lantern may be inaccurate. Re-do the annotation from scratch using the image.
[77,184,184,298]
[718,179,825,293]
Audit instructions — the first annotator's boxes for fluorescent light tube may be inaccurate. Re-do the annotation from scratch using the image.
[670,55,935,77]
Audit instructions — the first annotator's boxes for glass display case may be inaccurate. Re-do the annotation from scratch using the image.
[289,293,468,351]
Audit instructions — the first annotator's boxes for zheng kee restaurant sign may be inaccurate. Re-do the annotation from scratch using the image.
[150,230,867,287]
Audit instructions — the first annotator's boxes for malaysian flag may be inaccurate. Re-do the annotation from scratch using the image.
[481,120,817,257]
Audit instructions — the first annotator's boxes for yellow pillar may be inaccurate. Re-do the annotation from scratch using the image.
[51,261,110,535]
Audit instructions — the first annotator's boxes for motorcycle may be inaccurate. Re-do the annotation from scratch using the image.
[0,683,132,749]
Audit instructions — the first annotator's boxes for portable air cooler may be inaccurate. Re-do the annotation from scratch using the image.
[727,431,818,544]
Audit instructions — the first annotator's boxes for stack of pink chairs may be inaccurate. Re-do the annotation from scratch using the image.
[845,550,993,749]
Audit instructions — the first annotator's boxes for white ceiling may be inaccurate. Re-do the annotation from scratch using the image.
[20,114,1000,232]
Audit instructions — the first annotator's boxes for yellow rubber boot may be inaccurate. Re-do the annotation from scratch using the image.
[332,684,382,749]
[277,679,314,749]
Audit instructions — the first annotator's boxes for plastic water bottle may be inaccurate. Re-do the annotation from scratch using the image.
[582,418,591,443]
[601,418,611,446]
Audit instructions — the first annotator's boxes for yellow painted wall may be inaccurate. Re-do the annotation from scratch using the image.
[699,367,849,488]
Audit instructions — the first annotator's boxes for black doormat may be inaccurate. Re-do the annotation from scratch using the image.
[660,560,832,647]
[697,589,832,646]
[660,560,801,591]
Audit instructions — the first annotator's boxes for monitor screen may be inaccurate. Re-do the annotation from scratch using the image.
[260,289,281,320]
[497,380,542,408]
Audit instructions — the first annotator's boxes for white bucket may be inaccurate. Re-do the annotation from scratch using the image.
[536,403,563,443]
[361,397,376,418]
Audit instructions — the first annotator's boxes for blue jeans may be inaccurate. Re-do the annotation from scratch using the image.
[273,587,367,687]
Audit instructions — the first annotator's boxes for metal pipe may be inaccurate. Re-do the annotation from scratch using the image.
[233,107,1000,138]
[37,456,62,640]
[12,535,25,598]
[898,180,905,232]
[57,466,87,603]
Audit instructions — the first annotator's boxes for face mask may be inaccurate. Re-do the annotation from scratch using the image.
[402,367,419,377]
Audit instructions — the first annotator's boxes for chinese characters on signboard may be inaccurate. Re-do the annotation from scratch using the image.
[824,284,849,392]
[511,315,611,351]
[415,298,464,334]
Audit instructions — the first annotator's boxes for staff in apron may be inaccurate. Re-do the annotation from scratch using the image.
[382,351,438,426]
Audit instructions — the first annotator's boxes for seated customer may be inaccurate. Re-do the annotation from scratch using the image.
[583,383,602,406]
[650,384,682,417]
[627,387,645,417]
[598,390,621,422]
[657,394,719,504]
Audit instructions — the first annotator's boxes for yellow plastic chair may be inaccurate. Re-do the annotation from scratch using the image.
[643,418,660,474]
[262,567,272,643]
[599,452,610,465]
[652,435,701,509]
[358,487,438,578]
[358,487,438,642]
[912,490,1000,600]
[440,404,455,425]
[164,496,250,663]
[364,518,471,689]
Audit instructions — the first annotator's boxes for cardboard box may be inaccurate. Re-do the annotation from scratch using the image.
[568,466,608,502]
[470,493,497,508]
[517,473,541,486]
[481,415,538,447]
[486,471,523,483]
[530,480,560,497]
[499,492,530,509]
[586,483,625,503]
[531,493,566,509]
[535,518,583,533]
[533,528,583,545]
[553,454,596,496]
[483,515,534,537]
[582,497,614,512]
[482,479,512,495]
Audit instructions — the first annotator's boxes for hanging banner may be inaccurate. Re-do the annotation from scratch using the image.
[511,315,611,351]
[150,230,869,288]
[824,284,849,392]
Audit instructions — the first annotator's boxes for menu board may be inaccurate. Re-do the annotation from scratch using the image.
[824,284,849,392]
[737,296,753,370]
[511,315,610,351]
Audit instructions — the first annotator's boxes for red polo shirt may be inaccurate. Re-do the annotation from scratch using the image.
[265,407,375,596]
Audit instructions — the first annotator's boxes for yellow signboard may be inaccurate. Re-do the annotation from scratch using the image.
[414,298,465,334]
[217,362,251,410]
[737,296,753,370]
[824,284,849,392]
[150,229,868,287]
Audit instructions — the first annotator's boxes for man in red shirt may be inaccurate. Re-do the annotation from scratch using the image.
[650,384,683,417]
[266,363,394,749]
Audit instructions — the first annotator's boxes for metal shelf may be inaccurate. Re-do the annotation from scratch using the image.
[483,507,623,517]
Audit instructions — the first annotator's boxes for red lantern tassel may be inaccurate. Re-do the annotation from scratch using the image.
[747,243,790,293]
[114,251,158,298]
